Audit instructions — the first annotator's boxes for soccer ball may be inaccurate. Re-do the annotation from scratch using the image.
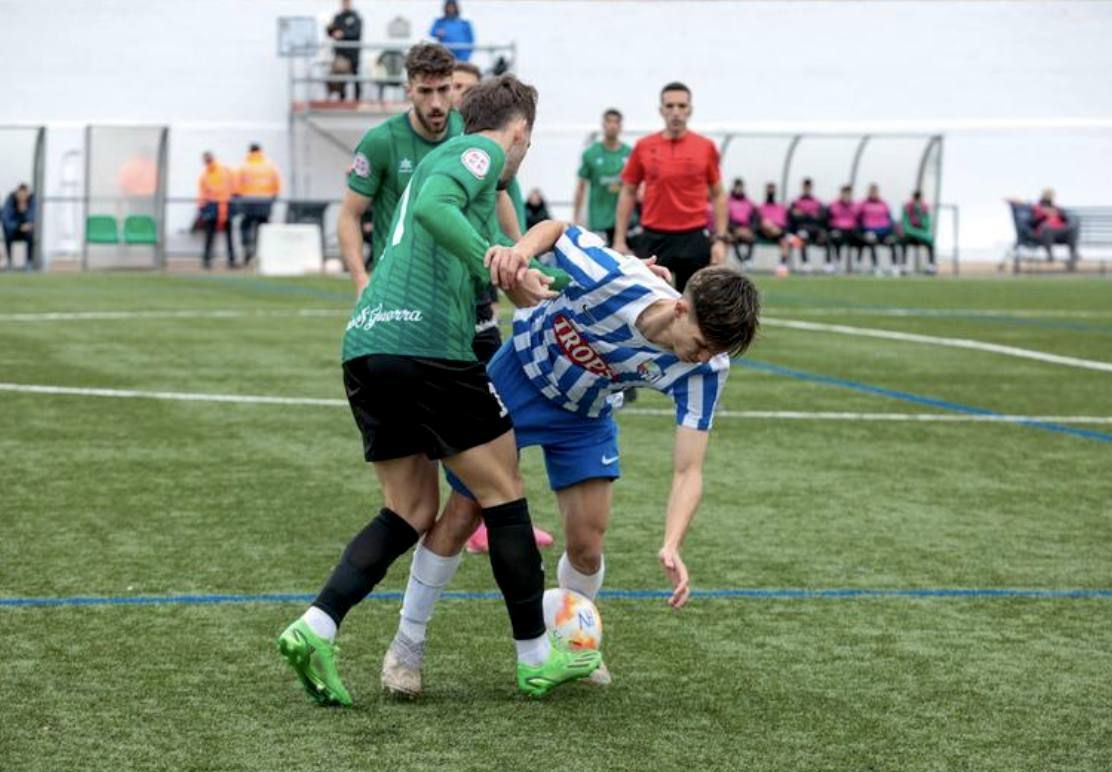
[542,588,602,651]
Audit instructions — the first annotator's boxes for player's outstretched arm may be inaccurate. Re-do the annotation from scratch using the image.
[611,183,638,254]
[659,426,710,608]
[337,189,372,295]
[572,178,588,226]
[485,219,569,290]
[496,190,523,241]
[710,180,728,265]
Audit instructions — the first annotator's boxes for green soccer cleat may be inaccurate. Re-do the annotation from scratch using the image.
[516,636,603,698]
[276,619,353,707]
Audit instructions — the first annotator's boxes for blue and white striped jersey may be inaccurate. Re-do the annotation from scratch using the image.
[511,226,730,430]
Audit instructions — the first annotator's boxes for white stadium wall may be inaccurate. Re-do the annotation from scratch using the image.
[2,0,1111,263]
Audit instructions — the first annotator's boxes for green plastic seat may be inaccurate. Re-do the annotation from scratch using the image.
[123,215,158,245]
[86,215,119,244]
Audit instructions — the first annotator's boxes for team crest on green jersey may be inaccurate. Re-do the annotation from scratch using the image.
[461,148,491,179]
[351,152,370,178]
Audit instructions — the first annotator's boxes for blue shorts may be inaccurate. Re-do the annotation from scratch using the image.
[446,342,620,498]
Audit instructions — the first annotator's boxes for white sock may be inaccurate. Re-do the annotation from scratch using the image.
[557,552,605,600]
[515,633,551,667]
[301,606,337,641]
[397,543,463,644]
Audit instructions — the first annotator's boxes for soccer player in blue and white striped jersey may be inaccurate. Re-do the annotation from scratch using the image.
[381,224,760,695]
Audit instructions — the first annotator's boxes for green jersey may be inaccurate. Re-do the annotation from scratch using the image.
[347,110,465,264]
[577,141,632,231]
[343,134,514,363]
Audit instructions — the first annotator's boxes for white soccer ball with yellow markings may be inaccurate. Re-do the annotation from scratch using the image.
[542,588,603,651]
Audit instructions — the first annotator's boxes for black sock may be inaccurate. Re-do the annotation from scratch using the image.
[313,508,419,626]
[482,498,546,641]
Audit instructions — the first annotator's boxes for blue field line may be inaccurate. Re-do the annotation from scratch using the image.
[3,587,1112,609]
[737,359,1112,444]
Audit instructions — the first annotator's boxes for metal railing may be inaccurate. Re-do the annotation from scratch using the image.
[289,40,517,110]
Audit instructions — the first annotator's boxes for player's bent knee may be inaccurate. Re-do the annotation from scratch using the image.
[429,494,483,554]
[565,538,604,575]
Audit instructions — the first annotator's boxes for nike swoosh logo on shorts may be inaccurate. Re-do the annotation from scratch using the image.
[601,455,619,465]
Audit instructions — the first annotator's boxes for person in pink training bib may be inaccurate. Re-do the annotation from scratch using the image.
[858,183,900,273]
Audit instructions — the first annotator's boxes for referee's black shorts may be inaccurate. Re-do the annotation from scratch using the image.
[343,354,512,462]
[633,226,711,292]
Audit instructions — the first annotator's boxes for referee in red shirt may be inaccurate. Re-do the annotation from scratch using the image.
[612,82,728,291]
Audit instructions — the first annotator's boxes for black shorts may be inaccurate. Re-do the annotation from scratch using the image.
[633,227,711,292]
[343,354,512,462]
[471,323,503,365]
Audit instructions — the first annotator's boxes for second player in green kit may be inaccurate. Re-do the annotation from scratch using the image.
[574,108,633,244]
[336,43,462,294]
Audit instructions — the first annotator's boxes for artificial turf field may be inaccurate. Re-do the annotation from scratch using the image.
[1,272,1110,771]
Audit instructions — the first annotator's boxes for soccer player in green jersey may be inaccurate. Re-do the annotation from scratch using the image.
[338,43,462,295]
[277,75,601,705]
[573,108,634,245]
[450,61,555,557]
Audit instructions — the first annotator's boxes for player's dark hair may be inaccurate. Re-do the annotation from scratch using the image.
[405,43,456,82]
[685,266,761,358]
[603,108,622,121]
[460,74,538,133]
[453,61,482,80]
[660,81,691,99]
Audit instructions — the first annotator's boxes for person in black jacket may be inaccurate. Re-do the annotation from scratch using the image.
[2,184,35,270]
[524,188,550,230]
[328,0,363,101]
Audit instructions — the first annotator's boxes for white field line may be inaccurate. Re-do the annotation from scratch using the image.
[764,317,1112,374]
[1,382,1111,425]
[769,307,1112,320]
[0,308,348,322]
[0,383,346,407]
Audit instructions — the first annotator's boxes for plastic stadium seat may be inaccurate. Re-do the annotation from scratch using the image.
[123,215,158,245]
[86,215,119,244]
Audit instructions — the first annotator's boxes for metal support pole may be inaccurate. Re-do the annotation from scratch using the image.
[31,126,45,270]
[82,125,91,271]
[155,127,169,269]
[780,135,801,203]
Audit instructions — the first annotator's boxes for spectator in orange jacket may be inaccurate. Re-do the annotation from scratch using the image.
[197,151,237,269]
[237,143,281,265]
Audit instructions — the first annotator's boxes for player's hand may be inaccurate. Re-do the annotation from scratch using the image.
[484,245,529,289]
[642,255,672,284]
[710,240,728,265]
[505,268,557,308]
[658,546,691,608]
[354,274,369,298]
[611,239,630,256]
